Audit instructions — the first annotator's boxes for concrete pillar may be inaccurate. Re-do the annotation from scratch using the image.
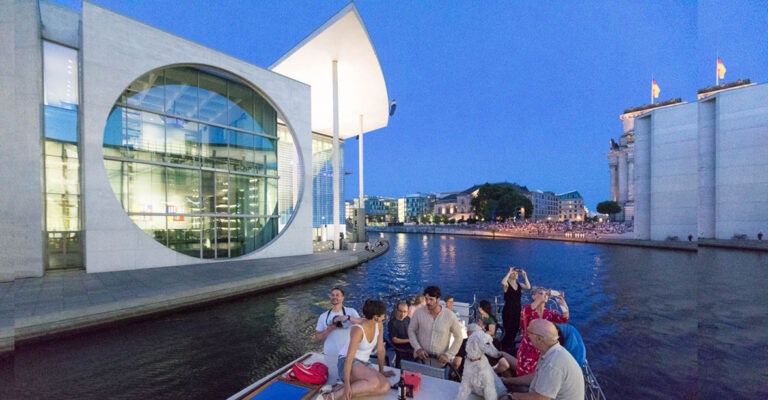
[698,98,717,238]
[608,158,618,202]
[618,152,628,204]
[634,115,652,239]
[627,154,634,202]
[332,60,340,250]
[0,0,44,279]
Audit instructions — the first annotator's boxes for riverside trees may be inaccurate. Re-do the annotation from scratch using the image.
[471,183,533,222]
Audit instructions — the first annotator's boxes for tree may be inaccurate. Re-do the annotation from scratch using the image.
[596,201,622,216]
[420,215,431,224]
[448,218,456,224]
[471,183,534,221]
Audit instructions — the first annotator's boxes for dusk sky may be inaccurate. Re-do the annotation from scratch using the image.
[52,0,768,210]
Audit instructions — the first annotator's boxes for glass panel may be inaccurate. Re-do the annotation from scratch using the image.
[228,130,255,173]
[45,144,79,195]
[44,106,78,142]
[123,69,164,112]
[230,175,257,216]
[266,178,278,216]
[229,217,246,257]
[166,167,200,215]
[43,41,78,109]
[123,109,165,162]
[200,125,227,169]
[131,215,167,246]
[201,170,215,214]
[126,163,165,214]
[215,173,229,214]
[202,217,216,259]
[198,72,228,125]
[277,124,300,229]
[165,118,200,166]
[46,194,79,231]
[255,136,277,175]
[251,217,278,250]
[164,67,198,119]
[168,216,201,258]
[253,96,277,136]
[103,106,124,157]
[227,81,255,131]
[105,160,126,208]
[46,232,81,270]
[215,217,229,258]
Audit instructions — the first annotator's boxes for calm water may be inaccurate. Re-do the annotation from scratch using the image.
[2,233,767,399]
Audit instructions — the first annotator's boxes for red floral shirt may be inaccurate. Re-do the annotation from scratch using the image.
[515,304,568,376]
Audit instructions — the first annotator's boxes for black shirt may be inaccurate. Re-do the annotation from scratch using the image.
[388,316,412,351]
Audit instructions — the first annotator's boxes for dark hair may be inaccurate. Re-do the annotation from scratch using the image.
[555,324,565,347]
[423,285,441,299]
[479,300,497,324]
[444,295,454,302]
[362,299,386,319]
[331,287,344,296]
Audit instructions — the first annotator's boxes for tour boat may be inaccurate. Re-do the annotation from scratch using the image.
[228,300,606,400]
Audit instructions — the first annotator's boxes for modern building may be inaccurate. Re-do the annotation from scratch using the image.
[526,190,559,221]
[1,1,388,279]
[364,195,398,223]
[622,80,768,241]
[403,193,436,222]
[606,98,683,222]
[557,191,586,222]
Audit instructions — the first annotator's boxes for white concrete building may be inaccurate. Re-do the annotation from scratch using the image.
[615,81,768,241]
[527,190,559,221]
[0,1,389,279]
[556,191,586,222]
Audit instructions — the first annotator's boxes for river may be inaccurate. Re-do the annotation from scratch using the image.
[2,233,766,399]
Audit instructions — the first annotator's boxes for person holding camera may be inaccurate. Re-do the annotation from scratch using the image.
[501,266,531,353]
[315,287,361,356]
[515,287,569,377]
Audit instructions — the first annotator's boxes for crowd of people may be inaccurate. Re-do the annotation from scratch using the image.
[474,220,633,238]
[313,274,586,400]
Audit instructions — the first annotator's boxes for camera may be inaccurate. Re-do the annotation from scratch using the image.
[549,290,561,297]
[335,320,344,328]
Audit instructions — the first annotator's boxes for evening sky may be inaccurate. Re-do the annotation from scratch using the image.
[50,0,768,210]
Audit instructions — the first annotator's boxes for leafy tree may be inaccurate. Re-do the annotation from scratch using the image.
[448,218,456,224]
[596,201,622,216]
[471,183,534,221]
[420,215,431,224]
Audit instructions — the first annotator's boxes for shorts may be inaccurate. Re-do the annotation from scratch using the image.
[337,356,373,381]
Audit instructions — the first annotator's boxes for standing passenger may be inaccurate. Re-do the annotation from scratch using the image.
[408,295,425,318]
[501,267,531,353]
[407,286,463,367]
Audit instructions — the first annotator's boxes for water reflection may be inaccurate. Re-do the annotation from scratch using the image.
[2,233,765,399]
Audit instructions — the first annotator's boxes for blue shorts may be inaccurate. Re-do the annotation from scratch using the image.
[337,356,373,381]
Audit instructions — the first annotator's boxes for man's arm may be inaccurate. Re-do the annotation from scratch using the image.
[407,312,422,352]
[501,373,535,387]
[314,312,335,342]
[445,314,463,357]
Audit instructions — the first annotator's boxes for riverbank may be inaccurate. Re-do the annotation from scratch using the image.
[367,225,768,252]
[0,242,388,354]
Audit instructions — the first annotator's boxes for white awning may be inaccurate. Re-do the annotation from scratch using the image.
[269,3,389,139]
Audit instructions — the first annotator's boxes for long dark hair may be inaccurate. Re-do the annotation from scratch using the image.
[479,300,497,323]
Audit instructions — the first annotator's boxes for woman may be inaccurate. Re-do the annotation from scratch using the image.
[515,287,569,376]
[324,299,394,400]
[408,295,425,318]
[478,300,500,339]
[500,266,531,353]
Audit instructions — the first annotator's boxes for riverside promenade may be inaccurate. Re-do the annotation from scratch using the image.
[368,225,768,252]
[0,242,388,354]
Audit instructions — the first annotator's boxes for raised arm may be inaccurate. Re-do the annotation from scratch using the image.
[554,295,569,322]
[501,267,514,291]
[520,270,531,290]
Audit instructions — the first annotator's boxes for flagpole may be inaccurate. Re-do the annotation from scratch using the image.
[716,51,719,86]
[651,74,654,104]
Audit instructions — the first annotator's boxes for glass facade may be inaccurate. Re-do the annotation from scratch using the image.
[43,41,83,270]
[103,66,283,258]
[312,134,345,228]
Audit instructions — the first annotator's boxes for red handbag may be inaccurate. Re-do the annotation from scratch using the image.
[286,362,329,385]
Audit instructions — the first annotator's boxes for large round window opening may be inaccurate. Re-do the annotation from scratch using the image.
[103,66,301,259]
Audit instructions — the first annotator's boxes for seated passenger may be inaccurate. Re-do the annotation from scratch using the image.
[388,300,413,368]
[322,300,395,400]
[314,287,361,357]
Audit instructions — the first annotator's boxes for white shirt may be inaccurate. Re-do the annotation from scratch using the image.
[339,323,379,362]
[529,343,585,400]
[315,306,361,355]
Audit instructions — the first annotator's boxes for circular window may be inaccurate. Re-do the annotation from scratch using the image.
[103,66,300,259]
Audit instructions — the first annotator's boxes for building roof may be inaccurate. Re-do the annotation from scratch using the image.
[556,191,583,200]
[269,3,389,139]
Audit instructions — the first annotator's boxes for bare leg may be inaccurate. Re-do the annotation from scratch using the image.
[331,363,390,399]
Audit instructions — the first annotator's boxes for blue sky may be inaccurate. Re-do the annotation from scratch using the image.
[51,0,768,210]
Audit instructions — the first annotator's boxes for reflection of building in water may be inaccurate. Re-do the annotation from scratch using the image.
[610,80,768,240]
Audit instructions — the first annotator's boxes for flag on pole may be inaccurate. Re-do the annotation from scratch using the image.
[652,79,660,98]
[717,58,726,80]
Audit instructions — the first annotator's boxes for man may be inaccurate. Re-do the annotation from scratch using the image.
[314,287,360,356]
[407,286,463,367]
[444,295,455,311]
[388,300,413,368]
[504,319,584,400]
